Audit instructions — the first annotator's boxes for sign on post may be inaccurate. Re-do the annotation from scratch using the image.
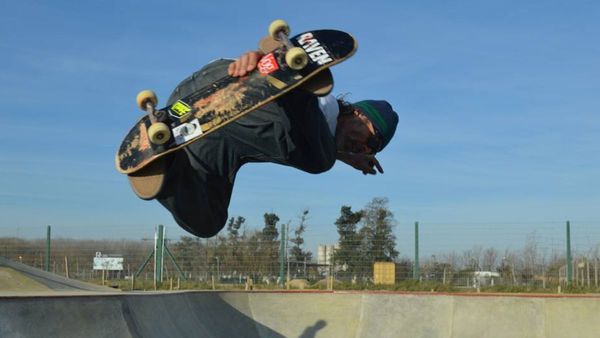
[93,252,124,271]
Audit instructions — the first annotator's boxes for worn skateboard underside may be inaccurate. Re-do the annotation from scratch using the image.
[116,30,356,174]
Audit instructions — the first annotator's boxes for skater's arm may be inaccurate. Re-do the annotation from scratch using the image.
[229,51,385,176]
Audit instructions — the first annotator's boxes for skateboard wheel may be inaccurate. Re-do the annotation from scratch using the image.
[148,122,171,145]
[136,90,158,111]
[268,19,289,40]
[285,47,308,70]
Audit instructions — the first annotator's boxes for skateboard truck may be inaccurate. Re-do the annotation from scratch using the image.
[268,19,308,70]
[136,90,171,145]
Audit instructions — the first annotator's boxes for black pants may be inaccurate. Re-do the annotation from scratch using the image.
[156,59,336,237]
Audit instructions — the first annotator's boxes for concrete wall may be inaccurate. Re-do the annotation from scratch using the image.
[1,291,599,338]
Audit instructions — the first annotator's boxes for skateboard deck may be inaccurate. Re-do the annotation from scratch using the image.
[116,28,356,175]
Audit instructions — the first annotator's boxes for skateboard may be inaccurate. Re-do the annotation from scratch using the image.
[116,20,357,178]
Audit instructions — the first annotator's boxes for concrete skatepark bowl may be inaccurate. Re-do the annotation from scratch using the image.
[1,258,600,338]
[2,291,600,337]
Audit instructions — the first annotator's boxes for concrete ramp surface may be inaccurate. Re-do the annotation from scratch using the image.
[0,257,114,292]
[1,291,599,338]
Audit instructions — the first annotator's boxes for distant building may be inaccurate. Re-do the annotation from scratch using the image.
[317,244,338,275]
[473,271,501,287]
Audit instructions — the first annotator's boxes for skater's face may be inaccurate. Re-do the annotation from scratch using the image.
[336,107,382,154]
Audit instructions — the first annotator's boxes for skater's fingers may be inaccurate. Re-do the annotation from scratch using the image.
[229,51,265,77]
[371,156,384,174]
[362,166,376,175]
[359,155,382,175]
[247,52,259,71]
[369,155,383,174]
[238,54,249,76]
[229,59,242,77]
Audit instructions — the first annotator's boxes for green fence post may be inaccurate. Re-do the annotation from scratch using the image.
[164,245,186,280]
[155,225,165,287]
[279,224,286,286]
[566,221,572,286]
[414,222,420,281]
[135,250,154,279]
[45,226,51,272]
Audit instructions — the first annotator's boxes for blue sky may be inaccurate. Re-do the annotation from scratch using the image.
[1,1,599,257]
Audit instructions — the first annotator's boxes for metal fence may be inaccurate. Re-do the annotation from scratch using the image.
[1,221,599,291]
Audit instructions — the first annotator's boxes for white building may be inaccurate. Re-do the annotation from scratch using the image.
[317,244,338,274]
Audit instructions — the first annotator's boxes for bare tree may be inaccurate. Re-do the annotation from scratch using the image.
[482,248,498,271]
[521,233,540,282]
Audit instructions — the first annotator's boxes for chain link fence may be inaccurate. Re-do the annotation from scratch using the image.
[1,221,599,292]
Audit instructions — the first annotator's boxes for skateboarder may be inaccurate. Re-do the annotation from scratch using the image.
[136,51,398,238]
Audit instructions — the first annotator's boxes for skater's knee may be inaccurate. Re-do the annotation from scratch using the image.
[175,213,227,238]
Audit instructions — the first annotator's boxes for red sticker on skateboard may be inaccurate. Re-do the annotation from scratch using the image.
[258,53,279,75]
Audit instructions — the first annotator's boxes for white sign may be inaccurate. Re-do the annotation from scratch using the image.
[93,257,124,271]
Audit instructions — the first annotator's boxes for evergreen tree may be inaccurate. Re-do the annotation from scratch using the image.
[226,216,245,242]
[261,212,280,276]
[333,205,363,278]
[262,213,280,241]
[362,197,398,264]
